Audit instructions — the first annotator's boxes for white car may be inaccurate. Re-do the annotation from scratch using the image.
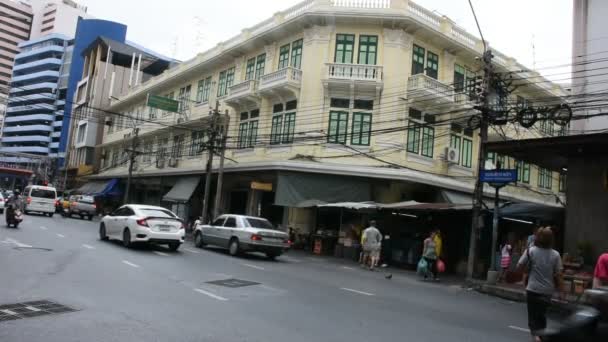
[23,185,57,217]
[193,214,290,259]
[99,204,185,251]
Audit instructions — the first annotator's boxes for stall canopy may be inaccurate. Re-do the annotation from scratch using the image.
[499,202,564,223]
[275,172,370,207]
[76,179,121,197]
[317,202,378,210]
[162,176,200,203]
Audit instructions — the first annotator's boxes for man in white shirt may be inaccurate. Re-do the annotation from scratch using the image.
[361,220,382,270]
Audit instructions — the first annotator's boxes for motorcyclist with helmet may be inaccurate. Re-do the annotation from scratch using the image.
[6,189,24,226]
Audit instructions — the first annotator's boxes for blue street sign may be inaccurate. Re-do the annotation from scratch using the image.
[480,169,518,183]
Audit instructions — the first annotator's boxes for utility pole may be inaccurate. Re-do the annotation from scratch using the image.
[466,49,493,280]
[212,111,230,220]
[123,127,140,204]
[201,100,220,224]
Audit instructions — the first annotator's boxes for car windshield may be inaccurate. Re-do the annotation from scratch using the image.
[30,189,56,199]
[79,196,95,203]
[244,218,275,229]
[139,208,177,218]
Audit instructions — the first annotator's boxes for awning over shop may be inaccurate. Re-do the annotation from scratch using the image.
[317,202,378,210]
[275,172,370,207]
[162,176,200,203]
[499,202,564,223]
[76,179,121,197]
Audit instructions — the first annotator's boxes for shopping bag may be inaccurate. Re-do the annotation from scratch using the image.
[437,259,446,273]
[417,258,428,276]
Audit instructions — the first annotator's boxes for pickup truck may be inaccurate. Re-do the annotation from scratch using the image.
[64,195,97,220]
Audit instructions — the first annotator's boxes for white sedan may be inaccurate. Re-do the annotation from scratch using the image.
[99,204,185,251]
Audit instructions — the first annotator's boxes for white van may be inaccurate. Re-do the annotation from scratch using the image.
[23,185,57,217]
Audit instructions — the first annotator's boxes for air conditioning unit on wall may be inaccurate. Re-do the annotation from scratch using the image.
[445,147,460,163]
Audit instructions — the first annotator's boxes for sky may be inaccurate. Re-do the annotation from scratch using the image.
[79,0,573,83]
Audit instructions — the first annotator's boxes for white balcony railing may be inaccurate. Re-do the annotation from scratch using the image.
[407,74,454,102]
[227,79,259,100]
[326,63,383,82]
[259,67,302,91]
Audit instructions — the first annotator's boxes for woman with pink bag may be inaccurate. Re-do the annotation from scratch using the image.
[499,239,513,283]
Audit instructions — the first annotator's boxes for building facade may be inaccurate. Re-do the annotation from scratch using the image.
[572,0,608,132]
[1,34,71,161]
[0,0,34,95]
[27,0,88,39]
[94,0,566,229]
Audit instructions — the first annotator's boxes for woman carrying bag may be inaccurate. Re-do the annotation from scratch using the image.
[516,227,564,342]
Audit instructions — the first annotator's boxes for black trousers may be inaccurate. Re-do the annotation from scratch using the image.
[527,290,551,333]
[423,257,437,278]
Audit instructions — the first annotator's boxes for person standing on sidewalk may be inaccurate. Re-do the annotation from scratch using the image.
[593,252,608,288]
[422,231,438,280]
[361,220,382,270]
[516,227,564,342]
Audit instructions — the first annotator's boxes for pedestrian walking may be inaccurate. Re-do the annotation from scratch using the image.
[361,220,382,270]
[499,239,512,283]
[516,227,564,342]
[422,231,438,280]
[592,252,608,289]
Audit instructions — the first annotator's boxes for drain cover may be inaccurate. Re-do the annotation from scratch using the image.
[206,278,260,288]
[0,300,76,322]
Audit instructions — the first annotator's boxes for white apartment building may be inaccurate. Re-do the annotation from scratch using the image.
[27,0,88,39]
[93,0,566,230]
[572,0,608,133]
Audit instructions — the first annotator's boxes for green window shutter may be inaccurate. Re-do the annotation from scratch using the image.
[335,34,355,63]
[238,122,249,149]
[412,44,425,75]
[421,126,434,157]
[358,35,377,65]
[245,58,256,80]
[454,64,465,93]
[282,112,296,144]
[426,51,439,79]
[351,112,371,146]
[255,54,266,79]
[407,122,421,154]
[248,120,258,147]
[270,115,283,145]
[290,39,303,68]
[278,44,290,69]
[217,71,227,97]
[461,138,473,167]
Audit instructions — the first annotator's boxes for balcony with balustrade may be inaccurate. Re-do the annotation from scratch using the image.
[323,63,383,96]
[258,67,303,98]
[407,74,454,108]
[225,79,260,107]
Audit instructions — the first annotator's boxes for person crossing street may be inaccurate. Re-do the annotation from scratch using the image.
[361,220,382,270]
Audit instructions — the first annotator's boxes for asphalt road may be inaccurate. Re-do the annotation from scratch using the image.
[0,214,533,342]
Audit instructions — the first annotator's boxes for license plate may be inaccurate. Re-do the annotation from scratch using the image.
[158,225,172,232]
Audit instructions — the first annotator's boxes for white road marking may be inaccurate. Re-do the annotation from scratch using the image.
[82,244,94,249]
[3,238,32,248]
[25,306,41,312]
[56,234,65,238]
[341,266,355,270]
[242,263,265,270]
[122,260,140,268]
[1,309,18,315]
[508,326,530,333]
[183,248,200,254]
[153,251,169,256]
[194,288,228,301]
[340,287,375,296]
[39,226,47,230]
[281,256,302,263]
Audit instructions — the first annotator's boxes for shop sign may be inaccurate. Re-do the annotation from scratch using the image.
[480,169,517,184]
[147,94,179,113]
[251,181,273,191]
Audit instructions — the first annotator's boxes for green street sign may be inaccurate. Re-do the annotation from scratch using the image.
[147,94,179,113]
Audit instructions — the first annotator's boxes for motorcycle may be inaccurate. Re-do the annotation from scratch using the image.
[537,287,608,341]
[6,208,23,228]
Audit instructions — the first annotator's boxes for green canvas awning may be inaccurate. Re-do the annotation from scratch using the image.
[275,172,370,207]
[162,176,200,203]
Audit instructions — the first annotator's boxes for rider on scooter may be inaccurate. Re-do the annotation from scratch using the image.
[6,189,23,220]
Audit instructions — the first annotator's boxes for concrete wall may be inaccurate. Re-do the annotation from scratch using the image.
[565,154,608,257]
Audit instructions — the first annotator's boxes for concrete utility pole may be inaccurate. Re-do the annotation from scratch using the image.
[201,100,220,224]
[212,111,230,220]
[123,127,140,204]
[466,49,493,280]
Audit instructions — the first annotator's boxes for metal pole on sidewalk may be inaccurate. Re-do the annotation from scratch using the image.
[490,186,500,272]
[212,111,230,220]
[201,100,219,224]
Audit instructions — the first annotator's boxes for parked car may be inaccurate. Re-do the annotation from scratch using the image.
[193,214,290,259]
[23,185,57,217]
[65,195,96,220]
[99,204,185,251]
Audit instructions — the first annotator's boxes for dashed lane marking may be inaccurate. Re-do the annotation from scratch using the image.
[194,288,228,301]
[153,251,169,256]
[56,234,65,238]
[183,248,200,254]
[241,263,265,270]
[122,260,140,268]
[340,287,375,296]
[508,326,530,333]
[342,266,355,270]
[25,306,41,312]
[3,238,32,248]
[1,309,17,315]
[39,226,47,230]
[82,244,94,249]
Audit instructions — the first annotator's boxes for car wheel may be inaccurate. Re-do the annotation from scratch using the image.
[122,228,131,248]
[0,209,3,214]
[80,214,84,219]
[48,213,53,218]
[194,231,206,248]
[99,223,108,241]
[88,215,93,221]
[228,238,240,256]
[266,253,280,260]
[168,242,180,251]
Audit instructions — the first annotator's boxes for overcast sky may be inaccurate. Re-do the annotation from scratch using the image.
[79,0,572,83]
